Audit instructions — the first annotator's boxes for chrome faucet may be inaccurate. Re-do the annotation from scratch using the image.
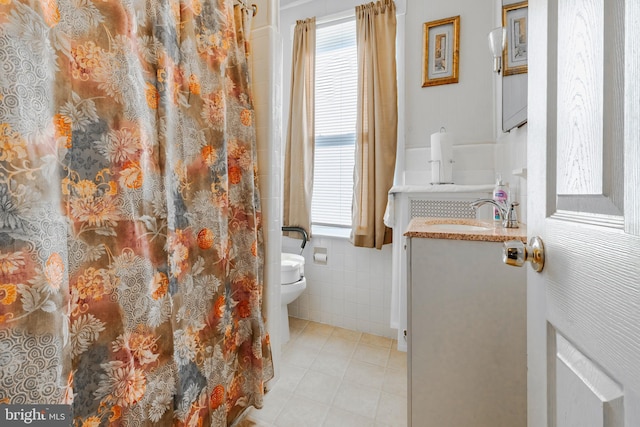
[470,198,520,228]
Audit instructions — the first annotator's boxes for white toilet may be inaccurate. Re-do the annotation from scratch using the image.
[280,253,307,343]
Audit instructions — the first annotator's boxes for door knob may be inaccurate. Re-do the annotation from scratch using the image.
[502,236,545,272]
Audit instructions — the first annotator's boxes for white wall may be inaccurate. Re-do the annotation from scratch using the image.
[251,0,283,379]
[283,236,395,338]
[282,0,498,149]
[494,0,528,223]
[404,0,497,150]
[402,0,522,189]
[280,0,398,339]
[277,0,527,339]
[496,124,528,224]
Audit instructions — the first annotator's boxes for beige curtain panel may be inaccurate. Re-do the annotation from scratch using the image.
[351,0,398,249]
[284,17,316,238]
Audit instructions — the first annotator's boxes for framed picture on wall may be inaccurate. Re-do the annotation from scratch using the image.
[422,15,460,87]
[503,1,528,76]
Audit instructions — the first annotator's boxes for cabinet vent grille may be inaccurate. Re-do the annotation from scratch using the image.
[409,199,476,219]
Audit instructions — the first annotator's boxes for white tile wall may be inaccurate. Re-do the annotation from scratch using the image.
[495,123,528,224]
[402,137,529,225]
[272,0,530,353]
[251,0,283,379]
[403,143,497,186]
[283,236,395,339]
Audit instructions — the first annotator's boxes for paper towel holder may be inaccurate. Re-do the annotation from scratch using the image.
[429,160,455,185]
[429,127,455,185]
[428,160,449,185]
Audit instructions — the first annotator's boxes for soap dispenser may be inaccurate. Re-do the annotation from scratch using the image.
[492,174,508,222]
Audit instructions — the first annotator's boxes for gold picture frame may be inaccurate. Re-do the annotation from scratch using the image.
[503,1,528,76]
[422,15,460,87]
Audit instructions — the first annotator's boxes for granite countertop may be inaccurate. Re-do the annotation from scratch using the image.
[404,217,527,243]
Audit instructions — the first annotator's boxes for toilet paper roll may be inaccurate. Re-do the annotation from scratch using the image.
[430,131,454,184]
[313,253,327,264]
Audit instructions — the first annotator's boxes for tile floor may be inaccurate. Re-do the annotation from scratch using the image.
[237,318,407,427]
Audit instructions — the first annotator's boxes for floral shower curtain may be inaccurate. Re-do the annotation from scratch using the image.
[0,0,273,425]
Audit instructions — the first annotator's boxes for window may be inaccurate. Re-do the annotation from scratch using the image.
[312,18,357,228]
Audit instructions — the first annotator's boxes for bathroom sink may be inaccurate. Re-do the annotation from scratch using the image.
[428,223,492,232]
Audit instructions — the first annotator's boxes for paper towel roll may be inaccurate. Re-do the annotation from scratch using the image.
[430,130,454,184]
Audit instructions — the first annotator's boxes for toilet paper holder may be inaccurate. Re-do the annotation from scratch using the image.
[313,247,328,265]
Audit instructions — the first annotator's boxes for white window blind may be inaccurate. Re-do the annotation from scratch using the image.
[312,18,357,228]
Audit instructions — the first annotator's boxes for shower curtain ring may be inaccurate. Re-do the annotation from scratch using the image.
[252,4,257,16]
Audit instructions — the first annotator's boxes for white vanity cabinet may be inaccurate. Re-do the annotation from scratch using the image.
[388,185,493,350]
[406,224,527,427]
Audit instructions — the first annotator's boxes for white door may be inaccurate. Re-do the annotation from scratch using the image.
[528,0,640,426]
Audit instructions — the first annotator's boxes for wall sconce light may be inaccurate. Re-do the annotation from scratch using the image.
[488,27,506,74]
